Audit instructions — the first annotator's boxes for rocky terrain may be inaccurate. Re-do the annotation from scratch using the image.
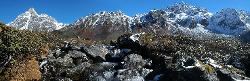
[38,33,250,81]
[0,2,250,81]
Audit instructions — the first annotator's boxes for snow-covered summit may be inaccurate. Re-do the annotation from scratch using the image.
[166,2,209,16]
[129,3,250,38]
[63,2,250,40]
[26,8,38,16]
[130,3,213,37]
[68,11,132,40]
[208,8,250,35]
[73,11,132,30]
[8,8,64,32]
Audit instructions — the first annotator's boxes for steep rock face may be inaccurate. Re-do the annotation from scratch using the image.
[8,8,63,32]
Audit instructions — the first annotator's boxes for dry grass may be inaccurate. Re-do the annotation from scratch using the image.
[0,57,41,81]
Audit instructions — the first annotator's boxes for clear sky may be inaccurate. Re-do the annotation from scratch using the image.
[0,0,250,24]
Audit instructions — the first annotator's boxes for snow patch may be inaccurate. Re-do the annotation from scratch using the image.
[208,58,222,68]
[130,32,145,42]
[40,60,48,67]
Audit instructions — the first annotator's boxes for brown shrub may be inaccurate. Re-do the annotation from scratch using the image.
[0,57,41,81]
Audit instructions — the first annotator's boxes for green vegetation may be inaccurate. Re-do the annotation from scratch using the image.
[204,64,215,74]
[0,24,41,61]
[0,23,64,80]
[0,24,41,79]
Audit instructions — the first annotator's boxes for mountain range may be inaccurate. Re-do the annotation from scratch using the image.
[6,3,250,40]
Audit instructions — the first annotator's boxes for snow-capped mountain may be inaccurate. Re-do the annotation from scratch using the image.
[131,3,250,38]
[208,8,250,35]
[8,8,64,32]
[6,3,250,38]
[131,3,214,37]
[68,11,132,40]
[60,2,250,40]
[74,11,131,30]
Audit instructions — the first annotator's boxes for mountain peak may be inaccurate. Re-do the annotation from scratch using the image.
[74,11,131,27]
[8,8,64,32]
[26,8,38,16]
[166,2,208,16]
[28,8,36,13]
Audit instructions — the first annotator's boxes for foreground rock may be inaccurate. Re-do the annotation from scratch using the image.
[40,33,250,81]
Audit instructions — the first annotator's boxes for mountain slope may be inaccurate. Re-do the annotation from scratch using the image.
[208,8,250,35]
[64,11,132,40]
[131,3,214,37]
[65,3,216,40]
[8,8,64,32]
[58,3,250,41]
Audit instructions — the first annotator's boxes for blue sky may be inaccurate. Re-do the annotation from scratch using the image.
[0,0,250,23]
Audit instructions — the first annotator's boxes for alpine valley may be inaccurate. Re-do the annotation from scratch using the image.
[0,3,250,81]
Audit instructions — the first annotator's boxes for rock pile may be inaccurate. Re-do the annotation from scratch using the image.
[40,33,250,81]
